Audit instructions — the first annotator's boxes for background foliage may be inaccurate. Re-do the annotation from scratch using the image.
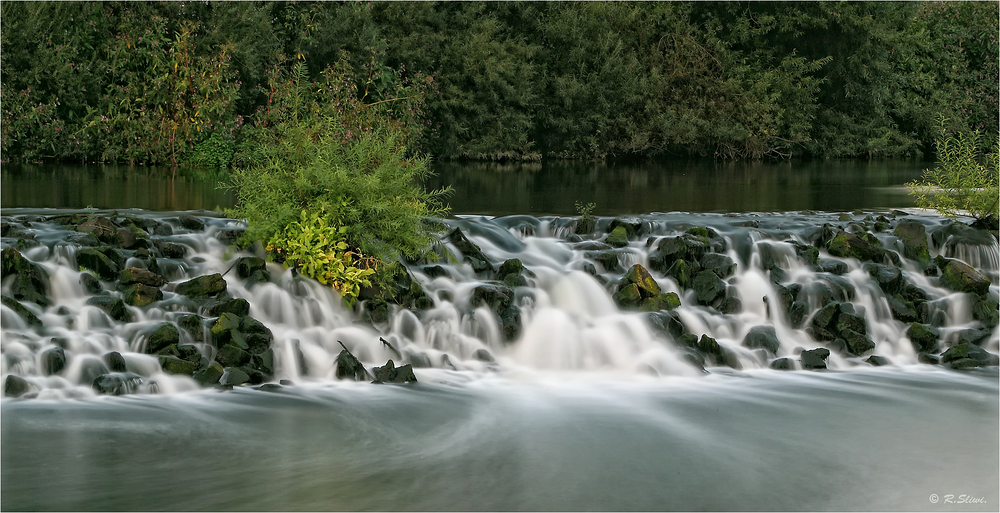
[2,1,997,163]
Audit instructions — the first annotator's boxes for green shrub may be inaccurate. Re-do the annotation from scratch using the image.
[908,119,999,222]
[266,210,375,305]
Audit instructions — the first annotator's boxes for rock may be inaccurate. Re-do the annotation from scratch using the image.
[842,329,876,356]
[86,296,129,322]
[153,223,173,236]
[79,272,103,294]
[827,230,884,262]
[575,216,596,235]
[236,256,266,277]
[692,270,726,305]
[75,248,119,281]
[178,214,205,231]
[251,349,274,375]
[145,323,180,354]
[953,327,992,347]
[834,311,867,336]
[92,372,143,395]
[640,292,681,311]
[930,221,996,250]
[608,217,646,238]
[41,346,66,375]
[470,283,521,341]
[122,283,163,307]
[497,259,525,279]
[648,236,710,274]
[817,259,848,275]
[585,249,626,273]
[104,351,127,372]
[664,259,698,289]
[219,367,251,387]
[800,348,830,370]
[447,227,494,273]
[936,256,991,295]
[862,263,904,295]
[700,253,736,279]
[887,295,918,323]
[205,297,251,317]
[76,216,116,242]
[906,323,940,353]
[4,375,32,397]
[894,220,929,264]
[614,264,661,309]
[972,298,999,327]
[335,349,367,380]
[119,267,166,287]
[193,362,225,385]
[717,296,743,314]
[866,355,890,366]
[1,295,42,327]
[158,355,199,375]
[175,273,227,299]
[787,301,808,328]
[742,325,780,356]
[372,359,417,383]
[216,345,251,367]
[155,240,187,259]
[647,310,686,340]
[115,226,149,250]
[605,226,630,248]
[769,358,794,370]
[940,343,998,368]
[2,247,51,306]
[472,348,495,362]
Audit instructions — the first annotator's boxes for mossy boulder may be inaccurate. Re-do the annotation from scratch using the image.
[800,348,830,370]
[614,264,660,306]
[447,227,494,273]
[906,323,940,353]
[86,296,130,322]
[2,247,51,306]
[742,325,780,356]
[145,323,180,354]
[75,248,119,281]
[205,297,251,317]
[893,220,929,264]
[936,256,990,295]
[175,273,227,299]
[1,295,42,327]
[605,226,630,248]
[119,267,166,287]
[122,283,163,307]
[699,253,736,279]
[158,355,199,376]
[76,216,117,243]
[692,270,726,305]
[827,230,884,262]
[940,343,999,369]
[648,235,710,274]
[235,256,270,286]
[193,362,225,385]
[219,367,251,387]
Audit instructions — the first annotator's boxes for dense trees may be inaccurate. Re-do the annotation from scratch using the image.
[2,1,996,163]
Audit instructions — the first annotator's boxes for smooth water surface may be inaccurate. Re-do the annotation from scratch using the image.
[2,159,927,214]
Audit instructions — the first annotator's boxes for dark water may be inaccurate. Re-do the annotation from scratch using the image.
[1,159,927,215]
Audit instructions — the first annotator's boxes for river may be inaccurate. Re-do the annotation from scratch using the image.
[1,161,997,511]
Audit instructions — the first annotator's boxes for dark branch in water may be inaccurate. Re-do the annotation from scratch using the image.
[380,337,402,360]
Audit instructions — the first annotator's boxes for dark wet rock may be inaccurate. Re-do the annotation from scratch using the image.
[647,310,687,340]
[153,223,173,236]
[787,301,808,328]
[473,348,495,362]
[75,248,119,281]
[77,358,110,385]
[158,355,198,375]
[423,265,449,279]
[336,349,367,381]
[156,240,187,259]
[205,297,250,318]
[178,214,205,231]
[372,359,417,383]
[176,273,227,299]
[219,367,251,387]
[92,372,143,395]
[692,270,726,305]
[4,375,32,397]
[119,267,166,287]
[1,295,42,327]
[104,351,128,372]
[906,323,940,353]
[210,312,242,347]
[585,249,626,273]
[448,227,494,273]
[609,216,646,238]
[216,229,243,245]
[972,298,999,328]
[796,245,820,266]
[470,283,521,341]
[842,329,876,355]
[79,272,103,294]
[238,367,268,385]
[575,216,597,235]
[742,325,780,356]
[86,296,129,322]
[145,323,180,354]
[122,283,163,307]
[41,346,66,375]
[826,230,885,262]
[894,220,930,264]
[648,235,710,274]
[800,348,830,370]
[700,253,736,279]
[866,355,890,366]
[817,259,848,275]
[769,358,794,370]
[605,226,630,248]
[952,327,992,347]
[76,216,116,243]
[97,246,126,269]
[573,241,613,252]
[409,353,432,368]
[235,256,266,278]
[862,263,903,295]
[930,221,996,250]
[115,226,149,250]
[936,256,990,295]
[717,296,743,314]
[685,226,727,253]
[940,343,998,368]
[216,345,251,367]
[664,259,698,289]
[193,362,224,385]
[2,247,51,306]
[177,314,207,343]
[886,295,918,322]
[251,349,274,376]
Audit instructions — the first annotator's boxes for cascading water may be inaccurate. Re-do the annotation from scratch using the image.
[2,208,998,511]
